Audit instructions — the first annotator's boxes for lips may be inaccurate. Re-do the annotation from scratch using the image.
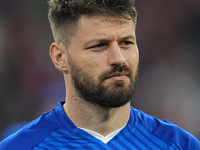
[106,72,129,81]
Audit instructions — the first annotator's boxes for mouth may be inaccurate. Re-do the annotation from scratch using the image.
[106,72,129,81]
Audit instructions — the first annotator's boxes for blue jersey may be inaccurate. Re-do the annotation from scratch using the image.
[0,102,199,150]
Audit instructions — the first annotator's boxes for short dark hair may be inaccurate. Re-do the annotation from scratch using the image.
[48,0,137,47]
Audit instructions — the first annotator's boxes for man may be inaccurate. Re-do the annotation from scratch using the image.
[0,0,199,149]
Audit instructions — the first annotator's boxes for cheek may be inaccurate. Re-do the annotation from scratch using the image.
[124,50,139,68]
[81,58,102,79]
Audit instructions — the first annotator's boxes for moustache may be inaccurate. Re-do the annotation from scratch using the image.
[98,65,132,82]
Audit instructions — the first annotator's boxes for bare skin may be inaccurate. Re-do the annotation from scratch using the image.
[49,15,139,136]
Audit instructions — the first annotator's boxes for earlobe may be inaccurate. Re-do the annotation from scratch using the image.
[49,43,68,72]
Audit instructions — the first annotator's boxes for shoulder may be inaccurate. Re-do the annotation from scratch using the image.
[0,106,61,150]
[131,107,200,150]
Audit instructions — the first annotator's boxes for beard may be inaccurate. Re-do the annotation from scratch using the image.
[67,53,138,108]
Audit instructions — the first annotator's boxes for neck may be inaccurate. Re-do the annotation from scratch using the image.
[63,95,130,136]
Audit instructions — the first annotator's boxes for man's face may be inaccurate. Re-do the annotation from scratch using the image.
[66,16,139,108]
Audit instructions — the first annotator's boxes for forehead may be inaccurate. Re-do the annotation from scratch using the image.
[70,16,136,43]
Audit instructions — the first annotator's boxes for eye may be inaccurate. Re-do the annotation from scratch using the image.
[87,43,107,51]
[120,41,134,48]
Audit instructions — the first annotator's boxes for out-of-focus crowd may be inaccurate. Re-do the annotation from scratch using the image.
[0,0,200,140]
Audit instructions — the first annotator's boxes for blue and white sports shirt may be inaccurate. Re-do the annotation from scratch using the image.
[0,101,199,150]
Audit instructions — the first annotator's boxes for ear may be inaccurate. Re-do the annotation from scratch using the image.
[49,43,68,72]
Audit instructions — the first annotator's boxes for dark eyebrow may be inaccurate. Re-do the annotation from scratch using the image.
[84,39,110,47]
[84,35,136,47]
[119,35,136,41]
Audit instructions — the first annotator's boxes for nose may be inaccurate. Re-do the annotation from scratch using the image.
[107,42,126,66]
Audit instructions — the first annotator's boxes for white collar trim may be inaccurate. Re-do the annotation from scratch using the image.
[79,126,125,144]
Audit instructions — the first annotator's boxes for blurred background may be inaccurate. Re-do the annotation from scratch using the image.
[0,0,200,140]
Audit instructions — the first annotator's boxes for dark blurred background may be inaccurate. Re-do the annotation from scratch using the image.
[0,0,200,140]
